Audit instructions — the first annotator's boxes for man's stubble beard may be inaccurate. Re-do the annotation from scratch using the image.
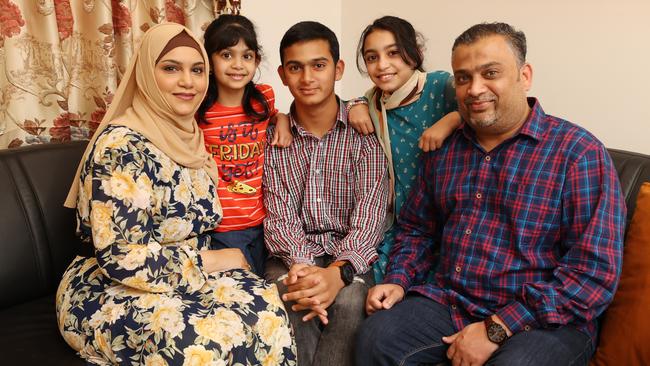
[468,111,498,129]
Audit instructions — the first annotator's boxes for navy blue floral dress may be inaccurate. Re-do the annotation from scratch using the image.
[56,126,296,366]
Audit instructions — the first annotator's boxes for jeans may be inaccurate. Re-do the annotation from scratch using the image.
[209,225,266,276]
[265,256,374,366]
[356,295,594,366]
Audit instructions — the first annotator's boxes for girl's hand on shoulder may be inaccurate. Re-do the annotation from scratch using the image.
[348,103,374,135]
[419,123,448,152]
[418,111,461,152]
[271,113,293,148]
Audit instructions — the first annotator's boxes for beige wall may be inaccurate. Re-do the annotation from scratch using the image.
[246,0,650,154]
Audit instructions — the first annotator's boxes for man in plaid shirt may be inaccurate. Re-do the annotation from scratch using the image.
[356,23,626,366]
[263,21,389,366]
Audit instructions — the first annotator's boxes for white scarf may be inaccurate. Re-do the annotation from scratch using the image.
[365,69,426,227]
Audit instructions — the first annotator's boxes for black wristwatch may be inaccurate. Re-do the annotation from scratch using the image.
[484,316,509,346]
[334,262,355,286]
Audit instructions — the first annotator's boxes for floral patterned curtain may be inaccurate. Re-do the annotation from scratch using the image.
[0,0,240,149]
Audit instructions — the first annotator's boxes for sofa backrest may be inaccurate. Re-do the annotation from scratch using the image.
[607,149,650,227]
[0,141,87,310]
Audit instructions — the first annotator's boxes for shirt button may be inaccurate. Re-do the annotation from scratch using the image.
[485,156,491,161]
[476,193,482,199]
[524,325,531,331]
[451,304,457,310]
[465,229,472,235]
[316,198,322,203]
[455,266,461,273]
[314,169,321,174]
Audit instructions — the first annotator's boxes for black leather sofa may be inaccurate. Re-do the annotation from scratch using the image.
[1,141,649,365]
[0,141,87,366]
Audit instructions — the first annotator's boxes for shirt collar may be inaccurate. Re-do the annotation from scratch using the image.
[518,97,546,141]
[461,97,547,143]
[288,97,348,135]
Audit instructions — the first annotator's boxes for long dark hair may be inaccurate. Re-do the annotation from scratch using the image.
[197,14,270,124]
[356,15,425,75]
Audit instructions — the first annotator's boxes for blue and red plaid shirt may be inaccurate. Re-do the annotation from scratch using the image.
[384,98,626,342]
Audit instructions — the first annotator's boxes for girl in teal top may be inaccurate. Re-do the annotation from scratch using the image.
[349,16,459,283]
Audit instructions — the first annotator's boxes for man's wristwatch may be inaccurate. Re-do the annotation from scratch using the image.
[484,316,509,346]
[331,261,355,286]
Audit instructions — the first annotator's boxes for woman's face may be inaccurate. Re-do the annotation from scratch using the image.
[154,46,207,116]
[362,29,415,94]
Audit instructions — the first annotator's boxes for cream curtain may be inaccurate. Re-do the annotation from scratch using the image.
[0,0,240,149]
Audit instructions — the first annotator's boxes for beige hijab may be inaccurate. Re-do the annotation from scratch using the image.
[64,23,220,216]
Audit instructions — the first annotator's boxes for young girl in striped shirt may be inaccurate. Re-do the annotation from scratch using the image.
[197,14,292,276]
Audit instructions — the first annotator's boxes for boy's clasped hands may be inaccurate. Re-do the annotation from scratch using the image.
[281,263,346,324]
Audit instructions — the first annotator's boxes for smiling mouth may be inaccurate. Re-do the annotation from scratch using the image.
[227,74,247,80]
[174,93,196,101]
[465,98,495,111]
[376,74,395,82]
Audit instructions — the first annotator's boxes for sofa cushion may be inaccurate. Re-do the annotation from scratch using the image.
[0,295,84,365]
[591,182,650,366]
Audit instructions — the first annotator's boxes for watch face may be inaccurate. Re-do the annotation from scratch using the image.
[487,323,507,344]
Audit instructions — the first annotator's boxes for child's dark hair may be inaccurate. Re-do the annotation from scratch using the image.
[197,14,270,124]
[356,16,425,74]
[279,21,340,65]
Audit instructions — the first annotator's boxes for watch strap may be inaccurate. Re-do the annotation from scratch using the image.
[330,261,354,286]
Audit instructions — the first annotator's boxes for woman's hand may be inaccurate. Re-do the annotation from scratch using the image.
[348,103,374,135]
[200,248,251,273]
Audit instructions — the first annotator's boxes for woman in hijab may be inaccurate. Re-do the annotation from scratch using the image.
[56,23,296,366]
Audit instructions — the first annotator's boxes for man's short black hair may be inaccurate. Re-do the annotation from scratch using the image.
[453,22,527,66]
[279,21,340,64]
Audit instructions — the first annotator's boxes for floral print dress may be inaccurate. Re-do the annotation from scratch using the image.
[56,126,297,366]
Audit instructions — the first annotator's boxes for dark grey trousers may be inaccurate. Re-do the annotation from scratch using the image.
[265,256,374,366]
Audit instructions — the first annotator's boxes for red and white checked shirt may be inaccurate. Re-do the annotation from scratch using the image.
[263,100,389,273]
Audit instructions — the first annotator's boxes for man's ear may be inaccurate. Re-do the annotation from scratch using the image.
[335,59,345,81]
[277,65,288,86]
[520,63,533,92]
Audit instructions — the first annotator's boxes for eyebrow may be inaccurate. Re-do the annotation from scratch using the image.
[455,61,502,74]
[363,43,398,55]
[285,57,330,66]
[221,46,254,53]
[158,59,205,67]
[478,62,502,70]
